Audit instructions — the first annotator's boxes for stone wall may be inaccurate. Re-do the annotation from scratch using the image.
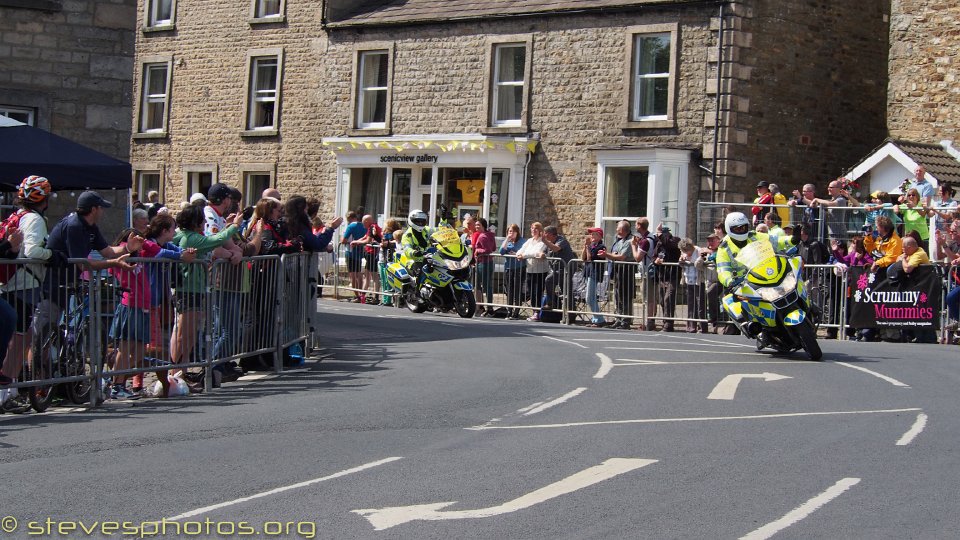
[888,0,960,143]
[0,0,136,238]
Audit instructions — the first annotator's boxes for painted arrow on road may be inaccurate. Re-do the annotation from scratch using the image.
[352,458,657,530]
[708,372,792,400]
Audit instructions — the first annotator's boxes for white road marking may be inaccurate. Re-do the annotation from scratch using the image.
[833,361,910,388]
[465,408,922,430]
[352,458,657,530]
[739,477,861,540]
[613,359,817,366]
[660,333,757,348]
[516,333,590,349]
[594,353,614,379]
[606,347,766,356]
[165,457,403,521]
[574,338,749,348]
[707,373,793,400]
[896,413,928,446]
[523,388,588,416]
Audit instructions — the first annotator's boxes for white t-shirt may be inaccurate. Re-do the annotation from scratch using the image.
[204,205,227,236]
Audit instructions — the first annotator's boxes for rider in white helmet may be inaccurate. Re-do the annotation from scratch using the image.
[716,211,802,336]
[399,209,433,269]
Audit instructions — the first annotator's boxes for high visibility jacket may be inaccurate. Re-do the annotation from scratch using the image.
[399,226,433,259]
[863,232,902,268]
[716,231,796,288]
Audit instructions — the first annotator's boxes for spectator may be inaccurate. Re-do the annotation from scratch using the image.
[132,208,149,234]
[499,223,526,320]
[653,224,681,332]
[605,220,636,329]
[581,227,607,327]
[460,214,475,246]
[131,192,145,211]
[262,187,282,201]
[379,218,401,307]
[768,183,791,230]
[0,227,23,388]
[678,238,704,333]
[752,181,774,226]
[170,204,242,383]
[33,191,141,386]
[861,191,897,231]
[911,165,934,207]
[809,178,850,241]
[471,217,496,316]
[516,222,548,321]
[789,183,821,237]
[147,190,160,206]
[353,215,382,304]
[894,188,929,243]
[0,176,53,390]
[541,225,577,320]
[929,183,957,259]
[832,236,874,341]
[631,217,659,331]
[890,236,936,344]
[755,223,769,233]
[286,195,342,254]
[865,215,903,272]
[107,229,154,400]
[696,233,723,333]
[941,221,960,332]
[340,211,366,302]
[762,212,784,237]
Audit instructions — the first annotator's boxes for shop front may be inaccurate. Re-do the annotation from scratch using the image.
[322,134,537,234]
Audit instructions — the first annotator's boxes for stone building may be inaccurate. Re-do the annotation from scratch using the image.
[130,0,889,238]
[0,0,136,231]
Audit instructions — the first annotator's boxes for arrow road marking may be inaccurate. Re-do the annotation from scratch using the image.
[352,458,657,530]
[707,373,792,400]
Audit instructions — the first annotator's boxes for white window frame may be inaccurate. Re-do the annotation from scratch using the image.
[241,166,276,206]
[351,44,394,134]
[0,105,35,126]
[594,148,691,235]
[623,23,678,129]
[492,44,525,127]
[242,49,283,136]
[250,0,284,20]
[133,57,172,138]
[144,0,176,29]
[484,36,532,133]
[183,165,218,200]
[135,170,162,203]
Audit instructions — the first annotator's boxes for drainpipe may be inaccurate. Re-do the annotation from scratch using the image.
[711,2,727,203]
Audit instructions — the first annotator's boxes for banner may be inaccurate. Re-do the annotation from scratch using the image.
[847,265,942,329]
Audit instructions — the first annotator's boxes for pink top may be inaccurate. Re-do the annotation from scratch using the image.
[471,230,497,263]
[108,241,161,310]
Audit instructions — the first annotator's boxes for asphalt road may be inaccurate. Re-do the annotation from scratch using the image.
[1,300,958,539]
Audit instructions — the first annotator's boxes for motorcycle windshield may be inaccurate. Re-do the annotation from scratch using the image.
[735,241,775,269]
[431,228,460,247]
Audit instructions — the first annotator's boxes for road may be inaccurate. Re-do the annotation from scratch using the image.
[1,300,958,539]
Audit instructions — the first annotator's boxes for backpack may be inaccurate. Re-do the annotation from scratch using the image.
[0,209,27,284]
[640,234,658,278]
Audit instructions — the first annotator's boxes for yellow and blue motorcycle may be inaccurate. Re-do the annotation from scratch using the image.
[386,227,476,318]
[722,241,822,360]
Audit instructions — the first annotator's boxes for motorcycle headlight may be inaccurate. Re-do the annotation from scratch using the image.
[757,274,797,302]
[445,254,472,271]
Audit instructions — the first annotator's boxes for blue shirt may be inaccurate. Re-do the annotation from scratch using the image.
[500,237,526,270]
[342,221,367,257]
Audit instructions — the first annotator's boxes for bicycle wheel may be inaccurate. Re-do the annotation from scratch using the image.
[28,323,60,413]
[63,331,94,405]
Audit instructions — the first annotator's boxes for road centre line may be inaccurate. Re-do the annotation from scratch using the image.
[833,361,910,388]
[165,457,403,521]
[896,413,928,446]
[523,388,588,416]
[605,347,766,356]
[465,408,922,431]
[739,477,861,540]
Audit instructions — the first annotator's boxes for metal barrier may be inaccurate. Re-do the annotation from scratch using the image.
[333,243,395,305]
[469,254,567,320]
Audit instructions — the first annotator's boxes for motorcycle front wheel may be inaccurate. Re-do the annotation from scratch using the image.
[793,318,823,361]
[405,288,427,314]
[453,289,476,318]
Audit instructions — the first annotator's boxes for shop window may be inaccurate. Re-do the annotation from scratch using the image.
[623,23,678,129]
[596,149,691,237]
[603,167,649,238]
[347,168,386,219]
[389,168,412,225]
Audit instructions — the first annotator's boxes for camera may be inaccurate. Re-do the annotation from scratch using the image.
[241,206,255,220]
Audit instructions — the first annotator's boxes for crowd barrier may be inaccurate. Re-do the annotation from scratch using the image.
[0,252,314,412]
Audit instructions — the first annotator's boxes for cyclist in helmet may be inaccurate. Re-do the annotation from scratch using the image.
[399,209,434,277]
[0,176,54,392]
[716,211,802,337]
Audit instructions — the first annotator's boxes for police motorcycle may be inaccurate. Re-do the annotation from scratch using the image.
[386,207,477,318]
[722,235,822,361]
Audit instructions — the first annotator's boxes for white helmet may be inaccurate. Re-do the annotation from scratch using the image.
[724,212,751,242]
[408,209,428,232]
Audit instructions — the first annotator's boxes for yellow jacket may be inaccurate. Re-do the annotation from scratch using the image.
[716,231,796,288]
[773,193,790,227]
[863,232,902,268]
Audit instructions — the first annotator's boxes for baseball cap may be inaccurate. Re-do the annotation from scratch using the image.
[76,190,112,211]
[189,192,208,204]
[207,183,233,203]
[756,180,770,188]
[587,227,603,238]
[870,190,884,199]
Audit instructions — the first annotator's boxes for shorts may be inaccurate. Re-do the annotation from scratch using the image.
[175,292,208,313]
[109,304,151,344]
[346,254,363,273]
[2,289,40,333]
[364,252,378,272]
